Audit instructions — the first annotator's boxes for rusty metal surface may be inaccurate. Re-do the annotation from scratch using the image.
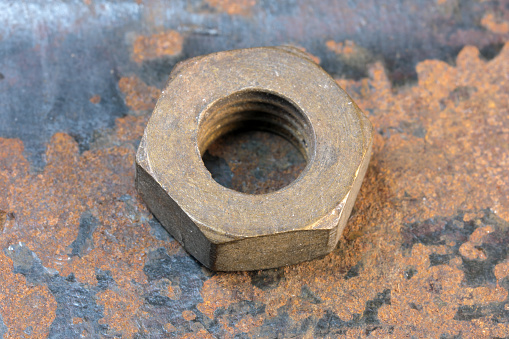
[1,0,509,337]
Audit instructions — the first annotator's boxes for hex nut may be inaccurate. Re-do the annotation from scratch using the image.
[136,46,373,271]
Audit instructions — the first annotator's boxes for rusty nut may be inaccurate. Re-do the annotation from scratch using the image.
[136,46,373,271]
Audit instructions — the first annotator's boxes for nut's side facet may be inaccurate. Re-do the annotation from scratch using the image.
[136,46,373,271]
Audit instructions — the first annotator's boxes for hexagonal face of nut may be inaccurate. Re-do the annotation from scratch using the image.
[136,46,373,271]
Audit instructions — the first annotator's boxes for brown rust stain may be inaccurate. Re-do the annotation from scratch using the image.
[326,39,376,77]
[0,210,5,232]
[182,310,196,321]
[458,225,494,260]
[495,261,509,282]
[326,39,360,57]
[337,45,509,221]
[89,94,101,104]
[132,30,183,63]
[0,251,57,339]
[481,12,509,34]
[97,287,144,338]
[181,329,215,338]
[0,120,176,336]
[0,41,508,337]
[327,39,374,60]
[118,76,160,112]
[205,0,256,16]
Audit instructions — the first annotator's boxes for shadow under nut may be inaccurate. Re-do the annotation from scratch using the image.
[136,46,373,271]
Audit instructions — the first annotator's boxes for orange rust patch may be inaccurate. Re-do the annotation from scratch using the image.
[481,13,509,34]
[132,30,183,63]
[234,314,264,333]
[495,261,509,283]
[0,252,57,338]
[469,225,494,244]
[467,286,508,305]
[89,94,101,104]
[328,40,376,80]
[459,242,487,260]
[198,273,256,320]
[164,322,177,332]
[463,211,480,222]
[181,329,215,339]
[326,39,359,56]
[0,107,176,334]
[115,115,149,143]
[72,317,83,324]
[205,0,256,16]
[118,76,160,112]
[182,310,196,321]
[0,210,5,232]
[97,288,144,338]
[337,44,509,221]
[166,281,182,300]
[457,225,494,260]
[379,254,466,336]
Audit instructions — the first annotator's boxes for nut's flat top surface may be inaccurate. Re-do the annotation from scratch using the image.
[145,47,372,238]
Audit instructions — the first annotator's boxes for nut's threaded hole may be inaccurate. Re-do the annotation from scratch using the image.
[198,90,314,194]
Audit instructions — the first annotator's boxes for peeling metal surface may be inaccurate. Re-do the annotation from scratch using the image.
[1,1,509,337]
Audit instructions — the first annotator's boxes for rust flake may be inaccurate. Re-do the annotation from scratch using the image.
[118,76,160,112]
[205,0,256,16]
[97,287,144,338]
[132,30,183,63]
[326,39,375,72]
[481,12,509,34]
[89,94,101,104]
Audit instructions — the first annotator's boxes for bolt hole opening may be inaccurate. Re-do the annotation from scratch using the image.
[198,90,315,194]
